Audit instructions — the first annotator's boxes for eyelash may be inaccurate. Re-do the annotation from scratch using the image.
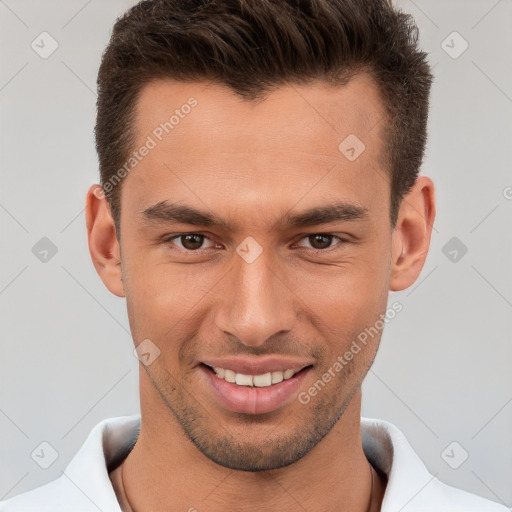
[161,233,348,254]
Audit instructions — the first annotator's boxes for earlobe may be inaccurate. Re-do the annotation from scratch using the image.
[389,176,436,292]
[85,184,125,298]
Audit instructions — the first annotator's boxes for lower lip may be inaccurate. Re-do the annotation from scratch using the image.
[200,365,311,415]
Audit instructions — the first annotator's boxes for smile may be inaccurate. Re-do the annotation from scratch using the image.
[200,362,312,414]
[211,366,299,387]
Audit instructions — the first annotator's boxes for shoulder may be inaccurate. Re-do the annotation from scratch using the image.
[0,415,140,512]
[361,417,509,512]
[421,477,509,512]
[0,477,89,512]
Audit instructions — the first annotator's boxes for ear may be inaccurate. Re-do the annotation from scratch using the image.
[389,176,436,291]
[85,184,125,297]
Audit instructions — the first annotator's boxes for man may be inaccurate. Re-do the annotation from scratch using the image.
[0,0,507,511]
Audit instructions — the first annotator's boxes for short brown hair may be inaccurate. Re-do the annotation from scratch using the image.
[95,0,432,235]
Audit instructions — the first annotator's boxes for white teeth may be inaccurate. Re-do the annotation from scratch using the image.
[271,371,284,384]
[212,367,299,387]
[253,372,272,387]
[283,369,295,379]
[235,373,254,386]
[224,369,236,383]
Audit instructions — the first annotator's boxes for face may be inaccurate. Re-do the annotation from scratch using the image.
[111,74,396,471]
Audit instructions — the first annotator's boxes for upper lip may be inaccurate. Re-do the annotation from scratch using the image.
[200,356,313,375]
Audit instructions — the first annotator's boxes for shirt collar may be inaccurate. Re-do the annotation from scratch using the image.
[60,414,503,512]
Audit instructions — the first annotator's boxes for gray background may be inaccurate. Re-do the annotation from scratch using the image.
[1,0,511,508]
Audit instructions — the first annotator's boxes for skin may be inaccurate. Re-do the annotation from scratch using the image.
[86,73,435,512]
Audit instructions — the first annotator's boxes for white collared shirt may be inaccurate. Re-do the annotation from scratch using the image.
[0,415,507,511]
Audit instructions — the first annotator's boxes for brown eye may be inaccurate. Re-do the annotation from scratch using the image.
[294,233,346,252]
[164,233,216,251]
[307,234,336,250]
[178,234,205,250]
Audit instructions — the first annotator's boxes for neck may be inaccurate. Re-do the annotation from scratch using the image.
[121,386,384,512]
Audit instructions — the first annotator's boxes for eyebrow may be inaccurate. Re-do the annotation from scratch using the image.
[140,200,369,230]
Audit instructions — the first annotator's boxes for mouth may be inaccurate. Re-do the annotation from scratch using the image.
[201,363,308,387]
[199,362,313,415]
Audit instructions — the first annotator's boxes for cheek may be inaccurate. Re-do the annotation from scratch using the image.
[123,252,220,342]
[292,246,391,350]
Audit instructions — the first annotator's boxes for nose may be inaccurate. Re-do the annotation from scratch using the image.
[214,246,297,347]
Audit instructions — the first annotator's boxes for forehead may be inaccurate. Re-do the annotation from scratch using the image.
[134,73,384,155]
[122,74,389,224]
